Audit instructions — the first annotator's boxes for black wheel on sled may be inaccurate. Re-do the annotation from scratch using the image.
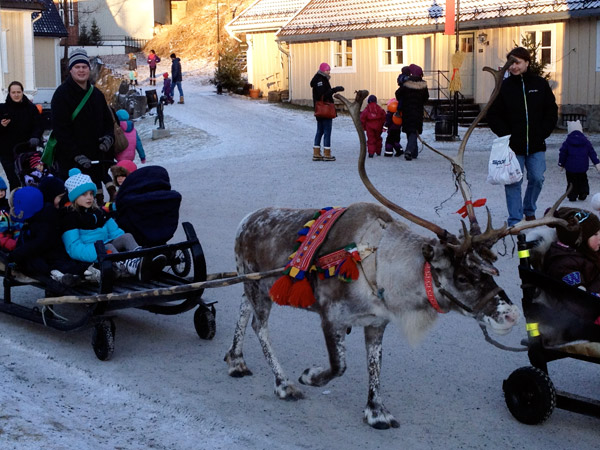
[169,248,192,277]
[92,319,116,361]
[503,366,556,424]
[194,305,216,340]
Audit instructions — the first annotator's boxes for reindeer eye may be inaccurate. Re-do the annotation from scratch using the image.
[457,275,469,284]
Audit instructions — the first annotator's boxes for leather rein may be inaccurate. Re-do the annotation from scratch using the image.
[423,262,503,317]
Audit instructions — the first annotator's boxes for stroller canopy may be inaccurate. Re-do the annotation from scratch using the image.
[114,165,182,247]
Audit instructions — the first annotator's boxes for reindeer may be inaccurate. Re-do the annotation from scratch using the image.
[225,59,567,429]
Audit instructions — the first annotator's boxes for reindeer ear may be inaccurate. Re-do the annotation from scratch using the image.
[422,243,434,262]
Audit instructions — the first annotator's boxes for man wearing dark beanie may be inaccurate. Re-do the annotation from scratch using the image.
[50,48,116,203]
[487,46,558,227]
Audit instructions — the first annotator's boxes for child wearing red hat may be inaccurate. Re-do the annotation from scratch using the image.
[162,72,174,105]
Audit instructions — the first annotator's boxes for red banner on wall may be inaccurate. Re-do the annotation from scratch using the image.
[445,0,455,36]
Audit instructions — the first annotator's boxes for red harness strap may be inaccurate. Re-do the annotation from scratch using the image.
[424,262,447,314]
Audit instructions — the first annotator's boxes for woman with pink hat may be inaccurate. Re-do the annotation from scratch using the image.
[310,62,344,161]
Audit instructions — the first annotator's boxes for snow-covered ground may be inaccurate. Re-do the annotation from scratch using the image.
[2,66,600,449]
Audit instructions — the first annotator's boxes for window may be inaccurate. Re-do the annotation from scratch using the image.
[383,36,404,65]
[521,24,556,72]
[378,36,406,72]
[331,40,355,73]
[460,36,473,53]
[57,0,75,26]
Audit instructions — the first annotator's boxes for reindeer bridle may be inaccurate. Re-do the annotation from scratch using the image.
[424,261,504,317]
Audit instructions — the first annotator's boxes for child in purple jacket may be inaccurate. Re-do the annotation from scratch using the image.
[559,120,600,202]
[161,72,174,105]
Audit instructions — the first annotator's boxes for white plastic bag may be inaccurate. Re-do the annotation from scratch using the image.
[486,135,523,185]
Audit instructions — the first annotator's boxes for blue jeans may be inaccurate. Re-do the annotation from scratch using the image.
[314,118,332,148]
[174,81,184,97]
[504,152,546,226]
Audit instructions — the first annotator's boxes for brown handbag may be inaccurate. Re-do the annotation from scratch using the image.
[109,105,129,152]
[314,96,337,119]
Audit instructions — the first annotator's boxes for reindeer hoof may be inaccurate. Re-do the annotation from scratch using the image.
[225,353,253,378]
[299,367,327,387]
[275,383,304,401]
[364,406,400,430]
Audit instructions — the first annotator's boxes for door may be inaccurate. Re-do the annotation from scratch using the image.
[458,33,475,98]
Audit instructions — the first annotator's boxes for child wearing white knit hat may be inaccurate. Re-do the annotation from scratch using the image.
[62,168,166,282]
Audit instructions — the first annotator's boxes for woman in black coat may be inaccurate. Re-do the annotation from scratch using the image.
[395,64,429,160]
[0,81,43,191]
[310,62,344,161]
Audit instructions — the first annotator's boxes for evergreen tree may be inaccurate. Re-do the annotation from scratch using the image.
[90,19,103,45]
[79,24,91,46]
[212,40,245,91]
[515,34,550,80]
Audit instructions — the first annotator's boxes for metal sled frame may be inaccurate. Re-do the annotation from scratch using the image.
[0,222,215,360]
[502,234,600,424]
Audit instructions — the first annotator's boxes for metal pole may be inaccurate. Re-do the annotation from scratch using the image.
[453,0,460,139]
[217,0,221,72]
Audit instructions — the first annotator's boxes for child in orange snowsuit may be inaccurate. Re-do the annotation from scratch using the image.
[360,95,387,157]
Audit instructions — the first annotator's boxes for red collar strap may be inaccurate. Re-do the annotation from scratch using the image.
[424,262,447,314]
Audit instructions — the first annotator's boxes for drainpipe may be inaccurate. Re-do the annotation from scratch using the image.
[277,39,291,102]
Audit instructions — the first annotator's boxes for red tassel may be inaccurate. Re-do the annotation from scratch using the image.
[336,256,359,281]
[269,275,293,305]
[288,278,316,308]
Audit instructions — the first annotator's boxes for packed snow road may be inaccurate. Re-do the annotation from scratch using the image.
[1,80,599,449]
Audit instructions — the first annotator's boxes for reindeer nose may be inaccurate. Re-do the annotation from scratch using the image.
[505,307,520,324]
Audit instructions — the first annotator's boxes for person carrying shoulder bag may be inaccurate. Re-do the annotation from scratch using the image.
[50,48,116,203]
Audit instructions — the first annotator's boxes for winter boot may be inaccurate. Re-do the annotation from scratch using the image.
[394,144,403,156]
[313,146,323,161]
[50,270,81,286]
[323,148,336,161]
[178,96,185,104]
[384,144,394,157]
[83,265,102,284]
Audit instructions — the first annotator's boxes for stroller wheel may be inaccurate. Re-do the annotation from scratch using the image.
[503,366,556,425]
[92,319,115,361]
[169,248,192,277]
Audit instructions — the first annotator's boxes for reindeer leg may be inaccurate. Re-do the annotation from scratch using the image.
[363,324,399,429]
[250,302,305,401]
[224,295,253,377]
[298,318,347,386]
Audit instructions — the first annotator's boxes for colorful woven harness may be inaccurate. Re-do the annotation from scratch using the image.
[269,207,361,308]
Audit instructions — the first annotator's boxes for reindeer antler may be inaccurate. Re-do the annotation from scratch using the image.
[419,57,517,237]
[335,90,455,242]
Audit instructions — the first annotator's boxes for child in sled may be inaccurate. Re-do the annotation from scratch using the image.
[7,181,89,284]
[60,168,166,282]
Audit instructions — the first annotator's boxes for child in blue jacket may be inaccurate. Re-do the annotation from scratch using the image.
[61,168,165,281]
[559,120,600,202]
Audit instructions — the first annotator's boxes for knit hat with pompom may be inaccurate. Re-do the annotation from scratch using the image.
[65,168,97,202]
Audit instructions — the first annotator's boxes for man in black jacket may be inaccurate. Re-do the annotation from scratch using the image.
[50,48,115,202]
[170,53,184,104]
[487,47,558,226]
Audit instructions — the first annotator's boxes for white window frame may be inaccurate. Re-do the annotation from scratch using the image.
[57,0,74,26]
[330,39,355,74]
[377,36,406,72]
[520,24,557,73]
[596,20,600,71]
